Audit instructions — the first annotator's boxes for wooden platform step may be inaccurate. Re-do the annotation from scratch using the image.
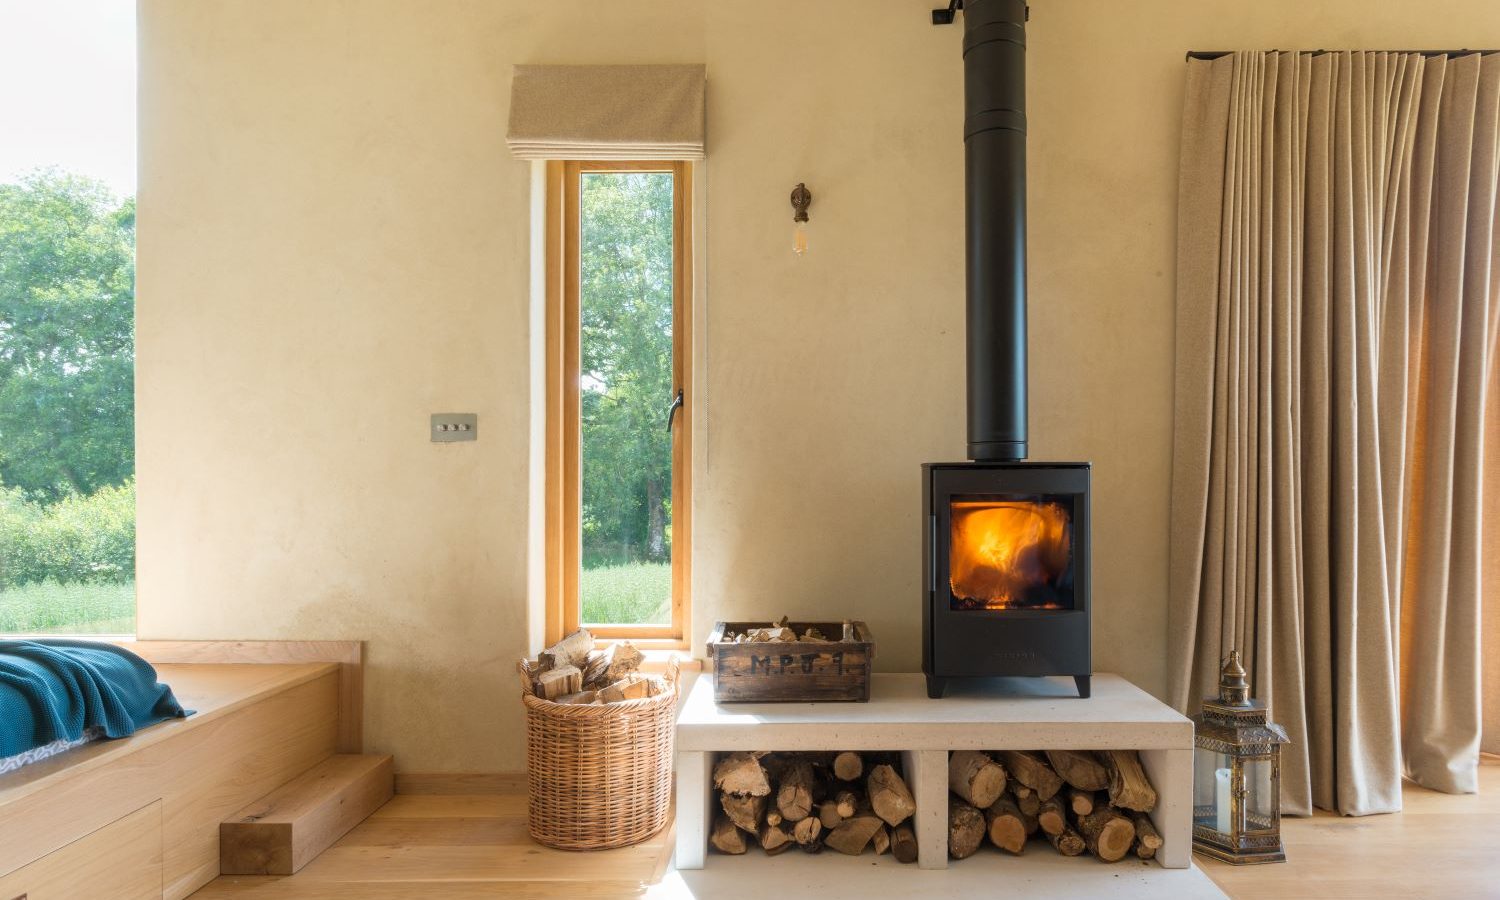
[221,753,393,875]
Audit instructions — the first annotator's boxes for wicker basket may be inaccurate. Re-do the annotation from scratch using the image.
[518,656,680,850]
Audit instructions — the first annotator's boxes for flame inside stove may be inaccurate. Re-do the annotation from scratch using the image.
[950,500,1073,610]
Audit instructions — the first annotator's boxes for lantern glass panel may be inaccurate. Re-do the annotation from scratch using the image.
[1194,747,1234,834]
[1245,756,1276,831]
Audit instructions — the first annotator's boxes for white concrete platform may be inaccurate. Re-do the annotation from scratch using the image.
[676,673,1194,873]
[650,848,1228,900]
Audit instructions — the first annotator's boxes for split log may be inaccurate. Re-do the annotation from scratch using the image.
[758,822,792,855]
[581,648,608,686]
[983,796,1028,855]
[714,752,771,797]
[538,629,593,670]
[1046,824,1086,857]
[1037,795,1068,836]
[1076,806,1136,862]
[759,753,789,786]
[1101,750,1158,812]
[949,801,986,860]
[1012,784,1041,817]
[604,641,643,682]
[833,751,864,782]
[1129,811,1162,859]
[891,824,919,864]
[1018,800,1040,836]
[834,789,858,819]
[554,690,596,705]
[824,814,883,856]
[777,760,816,822]
[534,665,582,700]
[1068,787,1095,817]
[997,750,1064,801]
[1045,749,1110,791]
[949,750,1007,809]
[872,825,891,855]
[793,815,823,846]
[721,793,766,834]
[765,810,782,827]
[711,814,747,854]
[582,641,644,688]
[867,764,916,826]
[817,800,844,830]
[598,674,653,703]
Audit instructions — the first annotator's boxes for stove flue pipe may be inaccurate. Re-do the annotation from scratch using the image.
[951,0,1028,461]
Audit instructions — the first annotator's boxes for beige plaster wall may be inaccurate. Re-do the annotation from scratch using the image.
[136,0,1500,772]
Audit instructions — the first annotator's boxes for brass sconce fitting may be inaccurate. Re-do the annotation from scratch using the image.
[790,183,812,255]
[790,183,811,222]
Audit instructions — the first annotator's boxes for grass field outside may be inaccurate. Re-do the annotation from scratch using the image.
[580,561,670,626]
[0,580,135,634]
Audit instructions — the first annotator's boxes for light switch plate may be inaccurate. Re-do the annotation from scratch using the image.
[431,413,477,442]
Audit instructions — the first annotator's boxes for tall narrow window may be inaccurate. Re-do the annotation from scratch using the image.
[0,3,137,635]
[545,161,691,646]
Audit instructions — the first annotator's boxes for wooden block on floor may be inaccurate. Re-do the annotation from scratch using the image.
[221,753,394,875]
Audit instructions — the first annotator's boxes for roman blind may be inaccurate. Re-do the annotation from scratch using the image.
[506,64,706,160]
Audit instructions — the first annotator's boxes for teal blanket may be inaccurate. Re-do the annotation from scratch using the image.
[0,639,190,758]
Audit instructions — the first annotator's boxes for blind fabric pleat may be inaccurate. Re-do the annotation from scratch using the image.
[506,64,706,160]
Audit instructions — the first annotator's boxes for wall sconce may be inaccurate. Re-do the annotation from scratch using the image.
[790,182,811,255]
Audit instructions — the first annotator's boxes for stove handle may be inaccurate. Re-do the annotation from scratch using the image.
[929,515,938,593]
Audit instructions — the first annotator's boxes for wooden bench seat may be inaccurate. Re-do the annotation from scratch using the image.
[0,661,344,900]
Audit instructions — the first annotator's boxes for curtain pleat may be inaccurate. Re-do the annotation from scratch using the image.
[1170,50,1499,814]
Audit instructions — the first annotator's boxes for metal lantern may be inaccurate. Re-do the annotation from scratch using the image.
[1191,650,1289,864]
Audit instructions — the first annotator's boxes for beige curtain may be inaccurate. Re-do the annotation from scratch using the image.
[506,65,706,160]
[1170,51,1500,816]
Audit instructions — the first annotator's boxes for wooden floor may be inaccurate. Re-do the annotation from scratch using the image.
[190,792,674,898]
[1202,755,1500,899]
[193,758,1500,899]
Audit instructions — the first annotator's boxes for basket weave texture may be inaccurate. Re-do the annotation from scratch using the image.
[518,656,680,850]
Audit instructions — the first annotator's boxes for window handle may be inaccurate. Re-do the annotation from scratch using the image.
[665,388,684,431]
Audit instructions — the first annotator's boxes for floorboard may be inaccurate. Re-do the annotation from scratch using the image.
[191,757,1500,899]
[1201,755,1500,899]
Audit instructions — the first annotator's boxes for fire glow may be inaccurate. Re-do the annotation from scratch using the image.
[949,500,1072,609]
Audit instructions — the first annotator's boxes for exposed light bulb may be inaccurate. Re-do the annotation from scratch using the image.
[793,223,808,256]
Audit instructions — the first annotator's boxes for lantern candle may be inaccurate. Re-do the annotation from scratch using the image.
[1215,768,1232,833]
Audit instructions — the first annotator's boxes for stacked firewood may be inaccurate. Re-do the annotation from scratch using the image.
[719,616,854,644]
[947,749,1162,863]
[709,750,919,861]
[525,629,662,704]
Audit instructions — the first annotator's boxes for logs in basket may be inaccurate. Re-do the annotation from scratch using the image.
[518,629,680,850]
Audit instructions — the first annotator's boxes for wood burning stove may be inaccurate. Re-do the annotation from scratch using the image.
[923,0,1092,698]
[923,462,1090,698]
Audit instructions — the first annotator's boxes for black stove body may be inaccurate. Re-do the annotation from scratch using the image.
[922,462,1091,699]
[923,0,1092,698]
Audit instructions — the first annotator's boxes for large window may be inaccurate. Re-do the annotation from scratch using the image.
[544,161,692,646]
[0,3,137,634]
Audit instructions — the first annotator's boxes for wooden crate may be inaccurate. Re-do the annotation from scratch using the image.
[707,621,874,702]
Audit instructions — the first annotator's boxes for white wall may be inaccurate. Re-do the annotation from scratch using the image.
[137,0,1500,772]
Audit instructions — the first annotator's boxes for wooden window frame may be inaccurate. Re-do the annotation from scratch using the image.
[543,160,692,649]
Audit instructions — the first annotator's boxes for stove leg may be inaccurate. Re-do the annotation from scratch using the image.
[925,674,947,699]
[1074,674,1091,698]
